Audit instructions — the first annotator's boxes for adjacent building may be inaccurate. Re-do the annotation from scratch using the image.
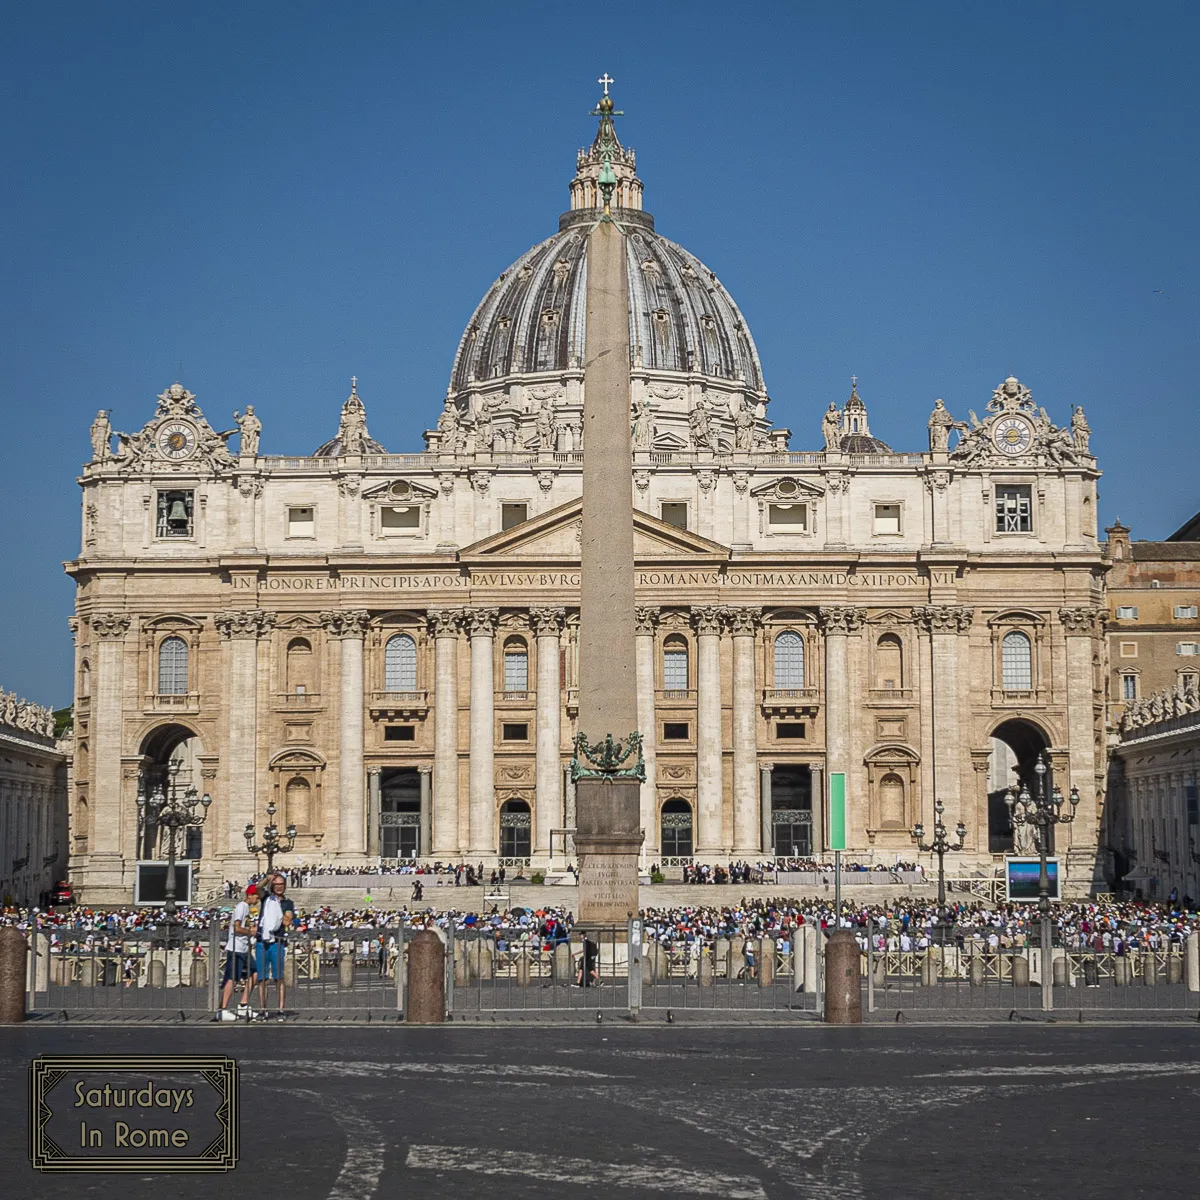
[66,90,1110,902]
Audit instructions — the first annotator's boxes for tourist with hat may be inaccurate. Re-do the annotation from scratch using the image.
[218,881,258,1021]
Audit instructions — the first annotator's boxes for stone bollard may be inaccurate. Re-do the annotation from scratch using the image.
[478,943,495,982]
[1167,955,1183,986]
[1114,956,1130,986]
[190,956,208,989]
[1187,934,1200,993]
[919,951,937,987]
[1052,954,1068,987]
[553,942,573,984]
[872,951,887,988]
[823,931,862,1024]
[34,933,48,994]
[453,940,469,988]
[338,952,355,989]
[406,930,445,1024]
[802,925,819,994]
[699,950,713,988]
[758,938,775,987]
[283,950,297,989]
[79,956,98,987]
[0,927,27,1023]
[148,955,166,988]
[1011,954,1030,988]
[515,951,531,987]
[50,955,65,986]
[1142,951,1157,987]
[969,956,985,988]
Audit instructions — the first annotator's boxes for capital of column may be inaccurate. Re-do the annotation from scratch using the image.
[319,609,370,639]
[1059,606,1105,635]
[418,764,433,777]
[426,608,465,638]
[634,605,661,636]
[90,613,132,640]
[530,606,567,637]
[725,606,761,637]
[465,607,499,637]
[818,605,866,635]
[215,609,277,640]
[912,604,973,634]
[691,605,724,637]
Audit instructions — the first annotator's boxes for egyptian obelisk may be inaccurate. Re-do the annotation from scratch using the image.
[572,81,645,927]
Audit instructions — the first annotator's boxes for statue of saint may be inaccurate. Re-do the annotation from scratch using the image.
[234,405,261,457]
[89,410,112,463]
[534,394,557,451]
[631,397,654,450]
[688,397,712,451]
[821,402,840,451]
[732,402,755,452]
[927,399,957,453]
[436,397,464,453]
[1070,405,1091,454]
[1013,816,1039,856]
[474,400,495,453]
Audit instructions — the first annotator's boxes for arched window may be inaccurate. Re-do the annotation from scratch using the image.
[503,637,528,693]
[660,798,694,859]
[157,636,189,695]
[875,634,903,691]
[384,634,417,692]
[499,798,532,858]
[1001,631,1033,690]
[774,631,805,688]
[286,637,314,694]
[79,660,90,698]
[879,773,905,827]
[285,776,312,832]
[663,635,689,691]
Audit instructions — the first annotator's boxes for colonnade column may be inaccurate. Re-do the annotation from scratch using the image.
[467,608,499,857]
[89,614,131,874]
[693,605,725,856]
[913,606,972,827]
[428,609,463,857]
[321,609,369,857]
[728,607,761,856]
[418,766,432,858]
[217,610,276,857]
[367,768,382,858]
[809,764,825,856]
[531,607,566,860]
[634,606,661,856]
[818,606,864,845]
[759,763,773,857]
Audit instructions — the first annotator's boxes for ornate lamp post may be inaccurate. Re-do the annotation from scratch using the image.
[137,759,212,936]
[1006,754,1079,1011]
[244,800,296,875]
[910,799,966,943]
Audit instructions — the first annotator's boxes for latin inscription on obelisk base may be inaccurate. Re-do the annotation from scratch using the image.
[573,118,644,927]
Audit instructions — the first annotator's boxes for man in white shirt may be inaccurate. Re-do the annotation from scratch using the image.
[218,883,258,1021]
[255,873,296,1019]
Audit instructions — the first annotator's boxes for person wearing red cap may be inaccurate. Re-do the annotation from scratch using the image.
[217,882,258,1021]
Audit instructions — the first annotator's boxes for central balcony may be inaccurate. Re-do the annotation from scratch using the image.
[368,690,428,719]
[761,687,821,715]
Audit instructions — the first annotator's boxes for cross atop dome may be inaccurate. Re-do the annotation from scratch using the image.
[571,78,643,214]
[598,72,614,96]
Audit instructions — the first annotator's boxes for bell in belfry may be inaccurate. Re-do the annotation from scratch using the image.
[167,498,189,525]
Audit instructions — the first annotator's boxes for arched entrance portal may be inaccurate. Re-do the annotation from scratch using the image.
[499,798,532,861]
[380,768,421,860]
[136,724,207,861]
[987,718,1053,854]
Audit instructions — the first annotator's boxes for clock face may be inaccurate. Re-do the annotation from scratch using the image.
[158,421,198,461]
[993,415,1033,457]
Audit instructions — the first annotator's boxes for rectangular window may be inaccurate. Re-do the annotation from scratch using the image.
[155,490,194,538]
[287,506,315,538]
[1115,606,1139,620]
[768,503,808,532]
[663,650,689,690]
[662,721,690,740]
[660,502,689,530]
[1121,675,1138,701]
[1119,642,1138,658]
[995,485,1032,533]
[501,722,529,741]
[1175,605,1198,619]
[383,725,415,742]
[1187,785,1198,826]
[501,503,528,530]
[1177,643,1199,657]
[380,505,421,532]
[872,503,901,536]
[776,722,806,739]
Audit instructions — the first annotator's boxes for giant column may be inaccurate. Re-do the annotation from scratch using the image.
[89,613,131,885]
[819,606,864,844]
[694,606,725,855]
[914,606,971,828]
[428,609,463,857]
[634,606,661,855]
[532,607,566,860]
[322,610,369,856]
[218,610,275,858]
[467,608,499,858]
[729,607,761,856]
[1059,607,1104,868]
[573,94,645,925]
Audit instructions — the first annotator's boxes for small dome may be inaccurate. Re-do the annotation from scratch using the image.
[839,432,893,454]
[835,380,891,453]
[314,381,386,456]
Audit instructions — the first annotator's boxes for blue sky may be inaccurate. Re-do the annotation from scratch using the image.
[2,2,1197,705]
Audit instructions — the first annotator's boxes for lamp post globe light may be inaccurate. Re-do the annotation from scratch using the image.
[136,758,212,936]
[1005,753,1080,1010]
[244,800,297,875]
[910,798,966,943]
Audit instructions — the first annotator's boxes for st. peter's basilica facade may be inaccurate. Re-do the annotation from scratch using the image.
[66,94,1108,901]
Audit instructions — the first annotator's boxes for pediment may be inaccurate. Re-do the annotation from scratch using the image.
[459,498,730,561]
[750,476,825,500]
[362,478,438,502]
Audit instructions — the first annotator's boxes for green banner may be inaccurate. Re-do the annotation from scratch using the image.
[828,772,847,851]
